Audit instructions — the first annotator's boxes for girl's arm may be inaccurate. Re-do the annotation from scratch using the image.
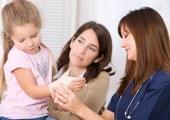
[13,68,50,99]
[13,67,85,100]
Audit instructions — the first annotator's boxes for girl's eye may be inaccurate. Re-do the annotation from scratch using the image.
[18,39,25,42]
[31,33,38,38]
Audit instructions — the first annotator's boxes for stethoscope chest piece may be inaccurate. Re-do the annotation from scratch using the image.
[125,111,131,119]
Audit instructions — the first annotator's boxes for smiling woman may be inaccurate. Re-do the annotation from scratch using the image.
[49,7,170,120]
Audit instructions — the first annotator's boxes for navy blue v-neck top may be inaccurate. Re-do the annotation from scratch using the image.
[107,70,170,120]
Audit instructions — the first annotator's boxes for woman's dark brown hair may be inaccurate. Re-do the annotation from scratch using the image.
[57,21,114,82]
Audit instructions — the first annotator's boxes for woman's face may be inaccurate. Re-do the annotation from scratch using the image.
[69,29,100,68]
[121,26,137,61]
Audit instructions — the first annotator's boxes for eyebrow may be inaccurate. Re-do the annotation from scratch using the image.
[13,31,38,39]
[32,31,39,36]
[79,36,98,49]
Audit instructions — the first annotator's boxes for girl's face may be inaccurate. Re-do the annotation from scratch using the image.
[11,23,41,54]
[121,26,137,61]
[69,29,100,68]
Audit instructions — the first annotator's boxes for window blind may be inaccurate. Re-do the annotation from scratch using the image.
[0,0,77,59]
[32,0,77,58]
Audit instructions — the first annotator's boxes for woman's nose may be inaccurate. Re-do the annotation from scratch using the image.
[121,39,126,48]
[80,46,86,54]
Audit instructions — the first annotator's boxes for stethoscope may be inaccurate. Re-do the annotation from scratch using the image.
[116,85,142,120]
[116,72,157,120]
[124,85,142,119]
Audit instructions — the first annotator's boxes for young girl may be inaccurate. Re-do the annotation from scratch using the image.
[53,7,170,120]
[0,0,85,119]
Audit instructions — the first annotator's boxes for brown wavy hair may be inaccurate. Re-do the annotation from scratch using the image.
[57,21,115,82]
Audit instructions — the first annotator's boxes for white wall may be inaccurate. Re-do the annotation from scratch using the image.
[76,0,170,106]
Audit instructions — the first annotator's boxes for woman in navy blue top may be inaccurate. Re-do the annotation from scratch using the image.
[49,7,170,120]
[107,70,170,120]
[106,7,170,120]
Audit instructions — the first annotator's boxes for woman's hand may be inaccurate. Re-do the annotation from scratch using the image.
[53,84,107,120]
[53,84,84,112]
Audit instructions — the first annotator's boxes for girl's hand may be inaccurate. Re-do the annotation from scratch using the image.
[49,68,74,93]
[68,77,86,91]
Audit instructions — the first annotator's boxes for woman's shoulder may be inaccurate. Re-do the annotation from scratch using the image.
[89,71,110,84]
[154,70,170,83]
[97,71,110,78]
[148,70,170,90]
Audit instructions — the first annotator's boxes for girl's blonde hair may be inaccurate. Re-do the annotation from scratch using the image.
[0,0,56,100]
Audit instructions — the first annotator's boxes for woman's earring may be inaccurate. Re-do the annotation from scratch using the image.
[94,55,104,63]
[94,59,100,63]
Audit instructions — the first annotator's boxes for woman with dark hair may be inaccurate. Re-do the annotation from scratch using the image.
[47,21,114,120]
[53,7,170,120]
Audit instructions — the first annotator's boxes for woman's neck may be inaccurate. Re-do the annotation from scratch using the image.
[67,65,86,77]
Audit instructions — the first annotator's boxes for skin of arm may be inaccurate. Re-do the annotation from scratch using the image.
[49,71,111,120]
[13,67,85,100]
[13,68,51,99]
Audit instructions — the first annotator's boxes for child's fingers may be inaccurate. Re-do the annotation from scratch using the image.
[74,83,87,91]
[72,77,86,82]
[69,82,87,91]
[70,80,86,86]
[51,88,56,98]
[70,78,86,87]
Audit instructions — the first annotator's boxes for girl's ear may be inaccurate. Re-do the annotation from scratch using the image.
[94,54,104,63]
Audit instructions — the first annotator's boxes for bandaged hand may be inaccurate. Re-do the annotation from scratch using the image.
[48,69,75,93]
